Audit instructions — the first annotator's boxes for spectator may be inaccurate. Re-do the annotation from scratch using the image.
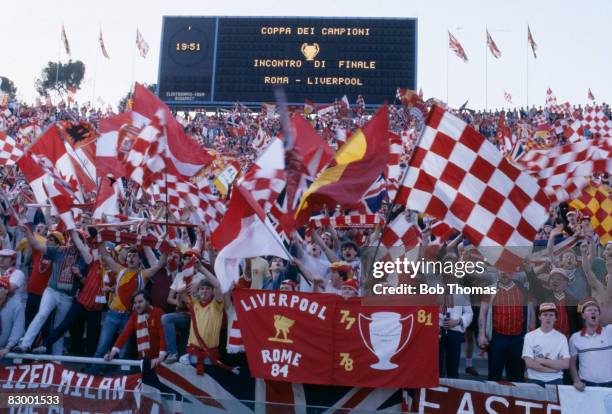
[0,249,26,303]
[13,228,91,354]
[439,285,473,379]
[0,278,25,360]
[478,271,534,382]
[569,298,612,389]
[105,290,166,368]
[522,303,570,386]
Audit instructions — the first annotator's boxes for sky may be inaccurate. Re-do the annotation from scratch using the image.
[1,0,610,110]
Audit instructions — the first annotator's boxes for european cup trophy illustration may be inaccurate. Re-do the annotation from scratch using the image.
[358,312,413,370]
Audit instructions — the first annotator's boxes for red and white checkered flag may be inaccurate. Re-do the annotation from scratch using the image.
[582,106,612,138]
[397,106,550,271]
[448,31,469,62]
[545,88,557,107]
[0,132,24,166]
[239,137,285,212]
[517,138,611,203]
[486,29,501,59]
[381,213,421,248]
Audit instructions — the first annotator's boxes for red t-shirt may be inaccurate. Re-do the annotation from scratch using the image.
[484,282,525,336]
[27,251,52,296]
[77,260,105,311]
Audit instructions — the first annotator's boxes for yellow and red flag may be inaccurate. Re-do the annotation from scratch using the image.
[295,106,389,222]
[570,183,611,244]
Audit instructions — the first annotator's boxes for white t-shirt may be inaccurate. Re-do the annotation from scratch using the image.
[569,325,612,384]
[522,328,570,382]
[170,270,204,292]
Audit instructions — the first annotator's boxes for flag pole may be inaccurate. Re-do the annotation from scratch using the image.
[526,23,529,108]
[485,27,488,110]
[130,28,137,92]
[446,30,449,104]
[92,25,100,106]
[56,24,62,99]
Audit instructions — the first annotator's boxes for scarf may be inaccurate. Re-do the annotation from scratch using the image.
[136,308,152,357]
[226,305,244,353]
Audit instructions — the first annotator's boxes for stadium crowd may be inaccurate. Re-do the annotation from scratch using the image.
[0,90,610,392]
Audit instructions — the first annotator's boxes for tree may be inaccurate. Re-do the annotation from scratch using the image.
[0,76,17,99]
[118,83,157,112]
[35,60,85,97]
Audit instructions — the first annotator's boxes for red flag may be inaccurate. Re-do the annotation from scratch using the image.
[132,83,213,178]
[527,25,537,58]
[486,29,501,58]
[296,106,390,222]
[233,289,439,388]
[212,186,289,292]
[61,24,71,56]
[588,88,595,101]
[448,31,468,62]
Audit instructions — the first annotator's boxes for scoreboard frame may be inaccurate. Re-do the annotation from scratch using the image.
[156,16,418,107]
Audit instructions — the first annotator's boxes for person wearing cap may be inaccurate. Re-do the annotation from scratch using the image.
[548,225,589,301]
[90,243,167,373]
[0,277,25,360]
[312,230,361,288]
[0,248,26,303]
[527,268,579,338]
[341,278,359,299]
[569,298,612,390]
[522,303,570,386]
[17,225,55,329]
[580,240,612,326]
[13,226,91,355]
[279,279,297,292]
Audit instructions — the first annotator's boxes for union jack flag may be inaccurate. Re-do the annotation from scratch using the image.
[486,29,501,58]
[448,31,468,62]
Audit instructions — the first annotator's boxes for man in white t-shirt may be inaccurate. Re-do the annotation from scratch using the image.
[522,302,570,386]
[569,297,612,390]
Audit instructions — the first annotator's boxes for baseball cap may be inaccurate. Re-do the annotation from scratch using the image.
[342,278,359,293]
[578,297,600,313]
[0,249,16,258]
[539,302,557,313]
[48,231,65,245]
[549,268,569,280]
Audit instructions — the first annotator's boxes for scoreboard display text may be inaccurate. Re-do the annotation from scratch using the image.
[157,16,417,105]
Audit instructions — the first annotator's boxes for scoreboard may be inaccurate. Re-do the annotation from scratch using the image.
[157,16,417,106]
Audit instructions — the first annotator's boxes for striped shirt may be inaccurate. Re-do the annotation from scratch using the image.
[569,325,612,383]
[484,282,524,336]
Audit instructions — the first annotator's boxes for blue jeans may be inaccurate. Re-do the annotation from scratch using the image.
[90,310,131,374]
[487,332,525,382]
[439,329,464,379]
[162,312,190,355]
[528,378,563,386]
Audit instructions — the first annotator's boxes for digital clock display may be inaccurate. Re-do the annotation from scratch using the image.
[158,16,417,105]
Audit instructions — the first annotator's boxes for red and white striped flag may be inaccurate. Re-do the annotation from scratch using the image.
[397,106,550,271]
[61,24,71,57]
[0,132,24,166]
[448,31,468,62]
[486,29,501,59]
[136,28,149,58]
[99,29,110,59]
[527,25,537,58]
